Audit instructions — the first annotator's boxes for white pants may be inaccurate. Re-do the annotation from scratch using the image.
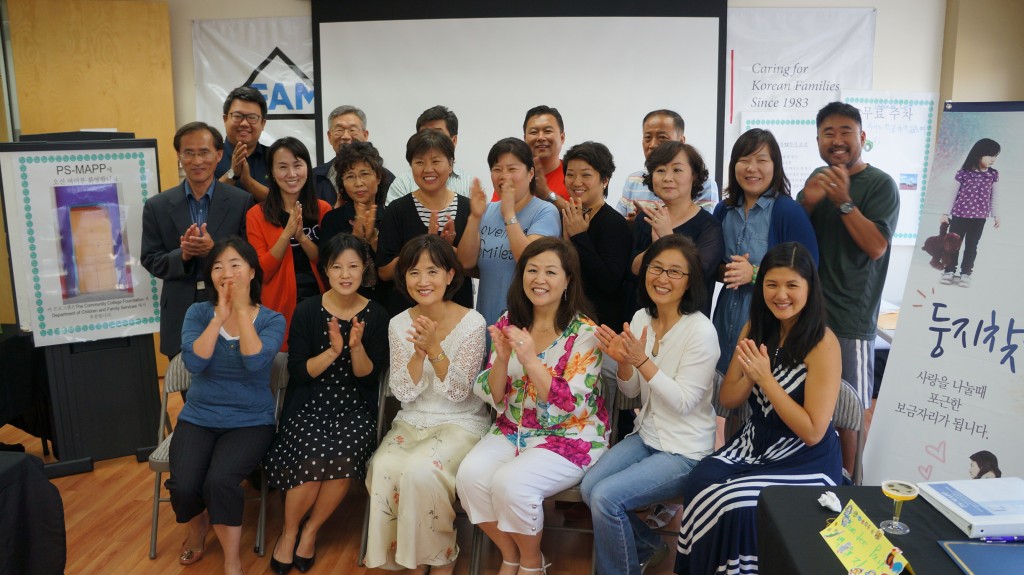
[455,433,584,535]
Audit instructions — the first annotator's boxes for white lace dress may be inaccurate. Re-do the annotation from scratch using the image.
[363,308,489,570]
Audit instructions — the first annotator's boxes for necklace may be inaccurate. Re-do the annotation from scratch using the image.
[650,315,681,357]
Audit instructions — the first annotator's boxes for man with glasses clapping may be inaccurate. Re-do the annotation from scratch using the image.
[215,86,271,202]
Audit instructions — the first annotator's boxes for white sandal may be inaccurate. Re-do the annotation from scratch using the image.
[517,555,551,574]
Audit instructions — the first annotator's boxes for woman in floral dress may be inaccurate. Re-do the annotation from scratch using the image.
[456,237,609,575]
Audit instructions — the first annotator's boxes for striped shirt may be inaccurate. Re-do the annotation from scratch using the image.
[413,193,459,230]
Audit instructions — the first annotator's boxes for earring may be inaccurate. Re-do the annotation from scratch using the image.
[563,289,568,301]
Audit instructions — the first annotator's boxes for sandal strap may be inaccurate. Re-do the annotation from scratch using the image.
[518,558,551,574]
[502,559,521,567]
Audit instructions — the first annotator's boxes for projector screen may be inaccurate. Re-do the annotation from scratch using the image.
[313,3,727,206]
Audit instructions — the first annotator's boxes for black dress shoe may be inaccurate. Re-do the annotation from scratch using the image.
[294,551,315,573]
[293,517,315,573]
[269,534,294,575]
[269,555,293,575]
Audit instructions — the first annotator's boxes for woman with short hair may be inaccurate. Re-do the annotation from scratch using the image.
[364,234,489,575]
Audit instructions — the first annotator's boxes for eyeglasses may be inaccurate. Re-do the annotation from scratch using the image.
[646,265,688,279]
[228,112,262,124]
[330,126,364,137]
[341,171,377,183]
[179,150,215,161]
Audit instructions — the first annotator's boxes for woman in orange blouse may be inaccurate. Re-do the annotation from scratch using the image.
[246,137,332,350]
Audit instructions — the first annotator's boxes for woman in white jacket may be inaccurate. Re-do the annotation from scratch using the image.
[586,234,719,575]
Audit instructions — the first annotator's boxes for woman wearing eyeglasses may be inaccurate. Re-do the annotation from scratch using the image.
[586,235,719,575]
[320,141,389,309]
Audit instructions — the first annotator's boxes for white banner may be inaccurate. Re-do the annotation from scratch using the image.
[193,17,315,151]
[725,8,874,181]
[0,142,161,346]
[864,102,1024,484]
[844,91,938,245]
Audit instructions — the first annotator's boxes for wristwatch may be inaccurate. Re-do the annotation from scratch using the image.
[838,201,855,215]
[547,191,558,203]
[428,351,447,364]
[505,216,519,226]
[224,167,239,182]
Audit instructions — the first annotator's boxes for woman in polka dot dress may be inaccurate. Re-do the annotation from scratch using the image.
[940,138,1001,288]
[363,235,489,575]
[264,233,389,574]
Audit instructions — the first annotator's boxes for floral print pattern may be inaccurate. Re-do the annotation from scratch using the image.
[475,313,609,469]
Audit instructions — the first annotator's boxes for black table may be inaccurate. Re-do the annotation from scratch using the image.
[0,326,35,426]
[0,452,66,574]
[0,325,53,449]
[758,485,964,574]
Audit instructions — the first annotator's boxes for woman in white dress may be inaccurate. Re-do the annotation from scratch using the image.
[364,234,488,575]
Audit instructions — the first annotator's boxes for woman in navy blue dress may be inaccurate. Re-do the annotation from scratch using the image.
[674,242,843,575]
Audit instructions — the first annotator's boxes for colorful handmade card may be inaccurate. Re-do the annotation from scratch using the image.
[821,500,909,575]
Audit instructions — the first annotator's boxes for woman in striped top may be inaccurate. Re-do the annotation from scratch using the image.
[375,129,481,317]
[674,242,843,575]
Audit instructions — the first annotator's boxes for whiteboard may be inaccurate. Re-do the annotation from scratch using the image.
[316,16,723,206]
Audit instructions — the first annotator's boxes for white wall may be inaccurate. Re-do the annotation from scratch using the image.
[729,0,945,307]
[166,0,946,306]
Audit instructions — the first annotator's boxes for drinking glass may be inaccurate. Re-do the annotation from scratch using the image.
[880,479,919,535]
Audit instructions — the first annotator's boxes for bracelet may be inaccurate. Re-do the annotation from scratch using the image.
[428,351,447,364]
[751,264,759,283]
[636,357,650,370]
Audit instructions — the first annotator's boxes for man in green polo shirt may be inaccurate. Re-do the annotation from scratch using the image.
[798,101,899,474]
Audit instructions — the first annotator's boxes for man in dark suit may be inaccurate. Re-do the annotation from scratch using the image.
[142,122,253,367]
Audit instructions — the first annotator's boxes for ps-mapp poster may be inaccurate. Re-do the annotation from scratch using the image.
[0,141,161,346]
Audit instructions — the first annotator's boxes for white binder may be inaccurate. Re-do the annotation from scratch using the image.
[918,477,1024,538]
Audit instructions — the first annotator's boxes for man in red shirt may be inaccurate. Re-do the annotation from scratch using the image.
[490,105,570,210]
[523,105,569,210]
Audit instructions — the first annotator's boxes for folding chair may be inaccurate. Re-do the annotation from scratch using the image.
[357,369,392,567]
[146,351,289,559]
[831,379,865,485]
[148,353,191,559]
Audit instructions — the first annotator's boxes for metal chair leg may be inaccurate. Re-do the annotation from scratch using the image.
[256,468,268,556]
[470,524,483,575]
[358,488,371,566]
[149,470,162,559]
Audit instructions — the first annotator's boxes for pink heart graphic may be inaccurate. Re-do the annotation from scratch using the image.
[919,465,933,480]
[925,441,947,463]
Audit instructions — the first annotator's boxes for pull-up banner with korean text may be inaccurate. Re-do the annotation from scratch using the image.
[864,101,1024,484]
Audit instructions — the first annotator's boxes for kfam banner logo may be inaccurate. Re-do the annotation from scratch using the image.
[245,47,315,121]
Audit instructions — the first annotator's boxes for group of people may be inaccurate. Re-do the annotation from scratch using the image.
[140,86,901,575]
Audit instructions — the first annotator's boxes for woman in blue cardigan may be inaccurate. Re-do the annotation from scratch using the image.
[712,129,818,373]
[168,236,286,575]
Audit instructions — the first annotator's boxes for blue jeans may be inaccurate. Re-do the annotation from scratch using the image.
[580,434,698,575]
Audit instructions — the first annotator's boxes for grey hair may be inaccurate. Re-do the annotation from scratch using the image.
[328,105,367,128]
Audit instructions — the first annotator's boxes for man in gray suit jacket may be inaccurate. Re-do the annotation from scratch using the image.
[142,122,253,360]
